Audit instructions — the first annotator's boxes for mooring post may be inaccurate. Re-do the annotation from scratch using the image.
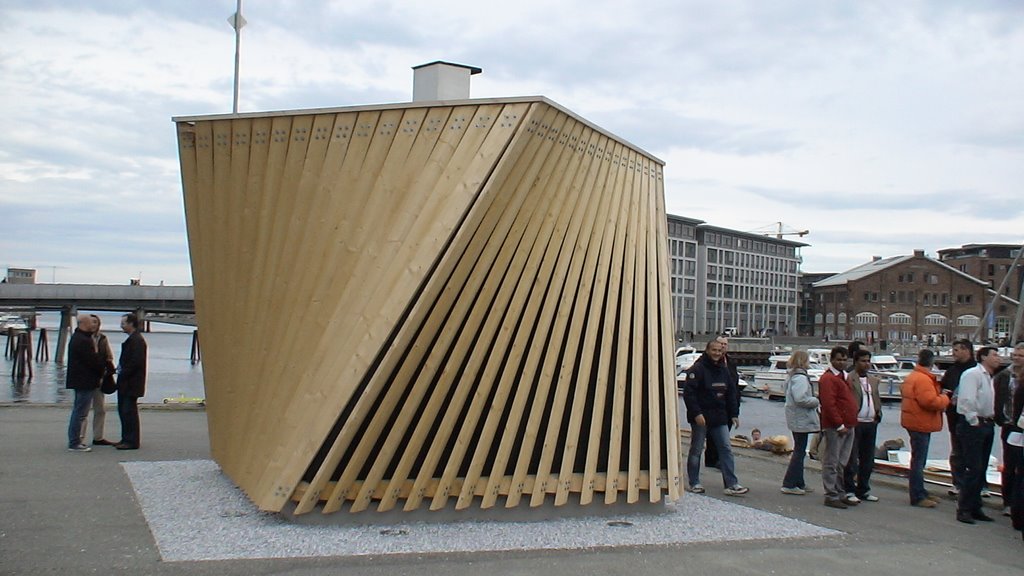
[55,305,73,364]
[190,329,201,365]
[135,307,149,333]
[35,328,49,362]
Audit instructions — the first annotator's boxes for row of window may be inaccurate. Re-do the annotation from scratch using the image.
[896,272,940,284]
[668,239,698,259]
[707,249,798,273]
[707,266,797,289]
[815,312,979,327]
[703,232,798,258]
[858,291,975,304]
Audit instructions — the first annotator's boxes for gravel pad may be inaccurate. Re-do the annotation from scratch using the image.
[122,460,839,562]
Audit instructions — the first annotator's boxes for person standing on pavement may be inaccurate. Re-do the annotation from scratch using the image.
[941,339,976,497]
[955,346,1001,524]
[682,339,748,496]
[781,350,819,495]
[818,346,859,508]
[705,335,740,469]
[66,314,106,452]
[994,343,1024,516]
[88,314,117,447]
[843,349,883,503]
[900,348,950,508]
[115,313,147,450]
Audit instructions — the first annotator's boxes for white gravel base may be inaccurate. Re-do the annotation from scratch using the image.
[122,460,840,562]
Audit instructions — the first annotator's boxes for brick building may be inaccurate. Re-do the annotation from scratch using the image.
[811,250,1012,344]
[797,272,836,337]
[938,244,1023,319]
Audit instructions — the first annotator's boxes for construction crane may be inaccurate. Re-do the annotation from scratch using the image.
[747,222,809,239]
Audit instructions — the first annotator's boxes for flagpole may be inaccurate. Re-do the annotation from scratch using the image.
[230,0,245,114]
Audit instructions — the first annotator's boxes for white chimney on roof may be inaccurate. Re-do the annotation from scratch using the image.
[412,61,482,102]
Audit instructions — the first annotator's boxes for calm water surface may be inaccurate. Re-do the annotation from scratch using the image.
[1,311,204,404]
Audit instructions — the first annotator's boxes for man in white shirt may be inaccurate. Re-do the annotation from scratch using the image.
[955,346,1002,524]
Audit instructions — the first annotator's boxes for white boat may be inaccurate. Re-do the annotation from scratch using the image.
[0,314,29,331]
[758,348,831,399]
[676,351,749,394]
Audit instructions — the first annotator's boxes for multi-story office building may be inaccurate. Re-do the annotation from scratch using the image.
[666,215,702,339]
[667,217,806,340]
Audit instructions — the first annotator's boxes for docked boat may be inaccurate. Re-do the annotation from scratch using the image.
[675,350,749,395]
[0,314,29,331]
[758,348,831,399]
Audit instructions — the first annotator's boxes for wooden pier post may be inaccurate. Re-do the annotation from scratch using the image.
[35,328,50,362]
[190,329,201,365]
[12,332,32,381]
[54,306,73,364]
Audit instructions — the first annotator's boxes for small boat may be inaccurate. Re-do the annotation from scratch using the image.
[0,314,29,331]
[758,349,830,399]
[676,351,749,395]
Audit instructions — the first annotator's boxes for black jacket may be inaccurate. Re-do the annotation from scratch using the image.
[65,329,105,391]
[994,367,1020,430]
[682,353,739,427]
[117,331,148,398]
[941,359,977,416]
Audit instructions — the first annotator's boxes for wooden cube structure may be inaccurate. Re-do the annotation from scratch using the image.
[174,96,680,515]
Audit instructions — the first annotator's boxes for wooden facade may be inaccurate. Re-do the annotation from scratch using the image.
[173,97,680,515]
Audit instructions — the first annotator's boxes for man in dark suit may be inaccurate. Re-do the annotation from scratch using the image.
[66,313,106,451]
[115,313,148,450]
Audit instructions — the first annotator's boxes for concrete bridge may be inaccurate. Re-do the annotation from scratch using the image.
[0,283,195,361]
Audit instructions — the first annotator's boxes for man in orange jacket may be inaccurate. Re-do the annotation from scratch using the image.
[901,349,951,507]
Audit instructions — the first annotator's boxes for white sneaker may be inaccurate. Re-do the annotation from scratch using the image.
[844,493,861,504]
[689,484,705,494]
[862,494,879,502]
[724,485,749,496]
[67,444,91,452]
[780,486,806,495]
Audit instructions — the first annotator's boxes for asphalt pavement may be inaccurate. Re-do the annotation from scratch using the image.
[1,404,1020,576]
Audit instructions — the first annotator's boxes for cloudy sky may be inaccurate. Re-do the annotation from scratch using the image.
[2,0,1022,285]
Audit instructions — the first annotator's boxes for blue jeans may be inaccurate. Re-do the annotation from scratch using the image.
[688,423,738,488]
[67,389,93,447]
[782,432,810,489]
[907,430,931,504]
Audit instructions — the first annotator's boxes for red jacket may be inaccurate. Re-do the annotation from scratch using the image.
[900,365,949,433]
[819,368,858,429]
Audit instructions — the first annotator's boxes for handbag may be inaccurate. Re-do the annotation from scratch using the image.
[101,371,117,394]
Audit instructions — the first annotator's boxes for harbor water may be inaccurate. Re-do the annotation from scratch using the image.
[1,311,204,405]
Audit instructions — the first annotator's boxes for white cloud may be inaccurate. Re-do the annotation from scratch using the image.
[1,0,1022,286]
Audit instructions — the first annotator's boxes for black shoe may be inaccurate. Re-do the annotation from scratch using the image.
[92,439,116,446]
[114,443,139,450]
[972,511,994,522]
[824,499,849,509]
[956,513,976,524]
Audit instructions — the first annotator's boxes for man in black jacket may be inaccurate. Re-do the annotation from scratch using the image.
[940,339,976,496]
[994,343,1024,515]
[115,313,148,450]
[66,314,106,451]
[683,340,747,496]
[705,335,740,468]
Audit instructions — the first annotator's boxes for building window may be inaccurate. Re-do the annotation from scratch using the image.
[889,313,912,325]
[957,314,980,327]
[826,313,835,324]
[855,312,879,324]
[837,312,847,324]
[924,314,947,326]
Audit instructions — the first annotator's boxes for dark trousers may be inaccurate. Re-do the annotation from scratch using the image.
[1001,426,1022,508]
[947,410,964,489]
[782,431,810,489]
[957,422,994,515]
[907,430,931,504]
[117,392,140,448]
[843,421,878,498]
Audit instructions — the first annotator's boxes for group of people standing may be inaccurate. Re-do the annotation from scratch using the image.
[66,312,147,452]
[684,334,1024,541]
